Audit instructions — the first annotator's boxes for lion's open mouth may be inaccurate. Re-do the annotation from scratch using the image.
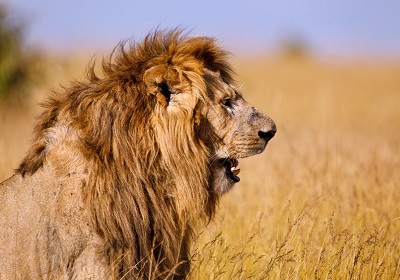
[225,158,240,182]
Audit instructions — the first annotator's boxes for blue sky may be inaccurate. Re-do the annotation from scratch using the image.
[7,0,400,57]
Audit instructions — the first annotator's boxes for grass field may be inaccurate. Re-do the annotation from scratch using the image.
[1,53,399,279]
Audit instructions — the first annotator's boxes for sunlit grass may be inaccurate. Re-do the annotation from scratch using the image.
[190,198,400,279]
[188,56,400,279]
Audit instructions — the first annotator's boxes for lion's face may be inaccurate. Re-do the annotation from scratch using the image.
[200,70,276,194]
[144,60,276,196]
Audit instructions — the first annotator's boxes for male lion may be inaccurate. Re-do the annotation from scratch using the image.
[0,30,276,279]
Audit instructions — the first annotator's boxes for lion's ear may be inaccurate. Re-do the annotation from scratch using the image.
[143,65,173,107]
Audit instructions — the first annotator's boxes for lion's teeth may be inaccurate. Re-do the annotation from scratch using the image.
[231,167,235,171]
[232,168,240,176]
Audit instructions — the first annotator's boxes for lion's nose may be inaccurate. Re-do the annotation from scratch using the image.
[258,120,277,142]
[258,129,276,142]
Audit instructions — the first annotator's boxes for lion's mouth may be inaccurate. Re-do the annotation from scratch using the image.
[225,158,241,182]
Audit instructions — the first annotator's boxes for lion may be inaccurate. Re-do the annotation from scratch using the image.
[0,29,276,279]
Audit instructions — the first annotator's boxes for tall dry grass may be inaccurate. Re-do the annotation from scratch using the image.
[189,56,400,279]
[0,54,399,279]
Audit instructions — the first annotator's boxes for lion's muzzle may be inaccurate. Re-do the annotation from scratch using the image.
[249,107,277,155]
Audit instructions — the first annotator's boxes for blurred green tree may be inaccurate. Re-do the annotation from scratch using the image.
[0,4,40,104]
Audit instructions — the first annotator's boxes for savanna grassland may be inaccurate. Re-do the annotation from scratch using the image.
[1,53,399,279]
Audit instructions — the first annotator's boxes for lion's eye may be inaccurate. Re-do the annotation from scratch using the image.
[221,98,232,108]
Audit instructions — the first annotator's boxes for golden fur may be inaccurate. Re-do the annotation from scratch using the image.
[0,29,276,279]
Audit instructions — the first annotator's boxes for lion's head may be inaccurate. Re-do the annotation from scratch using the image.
[142,34,276,196]
[198,69,276,194]
[15,30,276,279]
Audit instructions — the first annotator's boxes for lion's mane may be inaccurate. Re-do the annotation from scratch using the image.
[17,30,234,278]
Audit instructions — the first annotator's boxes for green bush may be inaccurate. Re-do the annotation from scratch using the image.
[0,4,40,103]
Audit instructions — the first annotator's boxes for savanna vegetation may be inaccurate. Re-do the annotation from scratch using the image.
[189,56,400,279]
